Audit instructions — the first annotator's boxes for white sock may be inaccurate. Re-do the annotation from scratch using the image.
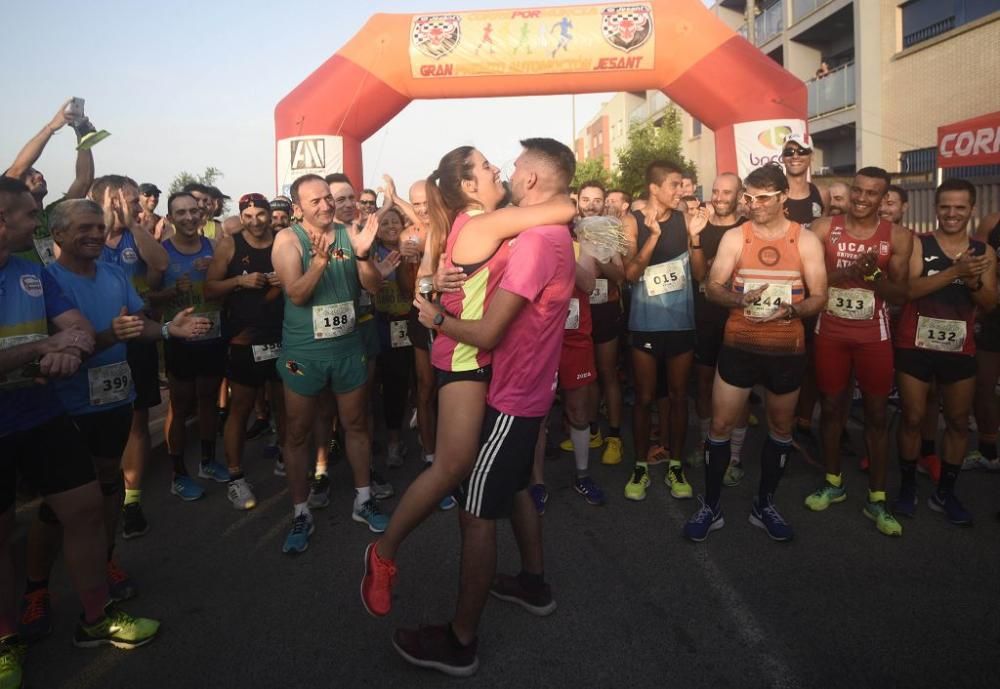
[355,486,372,507]
[294,502,310,518]
[315,467,327,478]
[731,426,748,465]
[424,453,435,465]
[571,425,590,473]
[699,417,710,440]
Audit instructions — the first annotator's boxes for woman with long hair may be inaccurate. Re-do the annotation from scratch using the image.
[361,146,575,617]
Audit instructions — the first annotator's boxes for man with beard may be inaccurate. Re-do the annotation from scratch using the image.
[358,188,379,223]
[4,100,97,265]
[689,173,749,486]
[271,174,385,553]
[270,196,293,230]
[826,181,850,216]
[605,189,632,219]
[803,168,912,536]
[892,179,996,525]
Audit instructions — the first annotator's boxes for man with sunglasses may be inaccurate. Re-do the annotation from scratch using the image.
[803,167,912,536]
[683,164,827,542]
[358,189,379,223]
[137,184,163,237]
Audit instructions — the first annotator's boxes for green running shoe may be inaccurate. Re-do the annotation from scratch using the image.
[624,463,651,501]
[73,607,160,649]
[863,500,902,537]
[804,482,847,511]
[0,637,25,689]
[665,460,693,499]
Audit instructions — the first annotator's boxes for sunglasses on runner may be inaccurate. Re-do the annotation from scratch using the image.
[742,190,784,205]
[358,200,377,207]
[782,148,810,158]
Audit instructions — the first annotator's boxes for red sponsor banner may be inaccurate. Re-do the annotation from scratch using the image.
[937,111,1000,168]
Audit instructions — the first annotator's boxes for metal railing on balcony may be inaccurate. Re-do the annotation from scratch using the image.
[903,16,956,48]
[754,1,784,44]
[738,23,748,38]
[807,61,855,118]
[791,0,833,23]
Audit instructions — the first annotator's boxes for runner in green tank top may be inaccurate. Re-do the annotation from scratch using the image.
[271,173,390,555]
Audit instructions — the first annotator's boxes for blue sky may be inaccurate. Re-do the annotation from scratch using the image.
[0,0,710,210]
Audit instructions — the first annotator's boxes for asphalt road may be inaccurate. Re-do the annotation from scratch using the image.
[13,399,1000,689]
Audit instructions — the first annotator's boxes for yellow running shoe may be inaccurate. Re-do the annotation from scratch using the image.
[863,500,902,537]
[624,463,651,501]
[559,431,604,452]
[601,437,623,465]
[665,460,693,499]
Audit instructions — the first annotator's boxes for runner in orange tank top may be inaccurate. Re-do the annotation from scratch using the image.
[682,164,827,544]
[803,168,912,537]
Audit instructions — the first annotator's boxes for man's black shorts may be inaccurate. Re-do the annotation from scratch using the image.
[717,345,806,395]
[975,316,1000,354]
[631,330,697,360]
[227,343,280,388]
[72,405,132,459]
[1,414,96,513]
[591,301,624,345]
[895,347,977,385]
[165,339,227,381]
[694,319,726,368]
[457,406,543,519]
[127,339,161,410]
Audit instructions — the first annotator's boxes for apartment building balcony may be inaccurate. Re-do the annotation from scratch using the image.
[808,61,855,119]
[791,0,837,25]
[754,1,784,46]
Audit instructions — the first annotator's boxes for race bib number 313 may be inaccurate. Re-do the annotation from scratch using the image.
[827,287,875,320]
[313,302,356,339]
[915,316,966,352]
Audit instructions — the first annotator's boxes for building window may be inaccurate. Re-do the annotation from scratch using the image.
[901,0,997,49]
[900,147,936,174]
[692,118,702,137]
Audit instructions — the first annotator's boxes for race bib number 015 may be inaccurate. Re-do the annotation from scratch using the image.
[88,361,131,407]
[644,259,686,297]
[743,282,792,319]
[827,287,875,320]
[915,316,966,352]
[251,343,281,362]
[589,279,609,305]
[313,302,356,339]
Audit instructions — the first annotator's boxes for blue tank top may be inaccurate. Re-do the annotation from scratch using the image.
[162,236,222,340]
[100,229,151,299]
[629,210,695,332]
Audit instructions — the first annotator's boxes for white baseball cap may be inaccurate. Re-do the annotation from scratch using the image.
[783,133,813,152]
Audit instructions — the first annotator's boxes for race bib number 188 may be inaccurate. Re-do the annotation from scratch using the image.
[313,302,356,339]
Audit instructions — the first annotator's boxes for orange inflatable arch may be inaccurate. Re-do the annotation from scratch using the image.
[275,0,807,194]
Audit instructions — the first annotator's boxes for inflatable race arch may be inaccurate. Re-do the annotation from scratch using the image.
[274,0,807,194]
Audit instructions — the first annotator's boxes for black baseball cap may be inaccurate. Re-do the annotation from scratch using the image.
[206,185,231,201]
[139,183,161,196]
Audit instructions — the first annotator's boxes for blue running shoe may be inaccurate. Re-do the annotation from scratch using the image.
[170,475,204,501]
[197,460,230,483]
[439,494,457,511]
[892,483,918,519]
[683,497,725,542]
[353,499,389,533]
[573,476,606,506]
[282,513,314,554]
[749,495,793,542]
[529,484,548,516]
[927,492,973,526]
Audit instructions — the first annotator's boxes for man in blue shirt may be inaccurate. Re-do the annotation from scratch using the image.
[0,181,160,689]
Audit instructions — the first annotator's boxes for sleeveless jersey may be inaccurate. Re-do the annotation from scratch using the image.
[815,216,893,343]
[223,233,283,343]
[202,219,220,241]
[373,242,413,350]
[724,222,806,355]
[162,236,222,340]
[101,229,151,300]
[784,183,824,227]
[433,211,511,372]
[629,209,695,332]
[281,223,362,358]
[979,218,1000,328]
[563,241,593,346]
[895,233,985,356]
[694,218,745,325]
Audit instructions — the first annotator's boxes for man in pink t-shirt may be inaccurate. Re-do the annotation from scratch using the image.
[397,138,576,677]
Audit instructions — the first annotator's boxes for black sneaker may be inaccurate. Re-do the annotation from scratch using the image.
[308,473,331,509]
[489,573,556,616]
[245,417,271,440]
[121,503,149,540]
[392,624,479,677]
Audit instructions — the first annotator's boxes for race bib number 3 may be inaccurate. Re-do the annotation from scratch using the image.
[644,259,686,297]
[564,298,580,330]
[251,343,281,362]
[390,320,412,348]
[313,302,356,339]
[915,316,966,352]
[743,282,793,319]
[589,279,609,305]
[827,287,875,320]
[88,361,132,407]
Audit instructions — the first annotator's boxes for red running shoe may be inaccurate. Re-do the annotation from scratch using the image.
[917,454,942,483]
[361,541,397,617]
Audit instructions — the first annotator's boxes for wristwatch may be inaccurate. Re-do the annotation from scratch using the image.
[863,267,882,282]
[432,312,445,330]
[161,322,172,340]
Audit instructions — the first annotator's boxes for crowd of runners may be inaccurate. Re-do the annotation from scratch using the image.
[2,101,999,684]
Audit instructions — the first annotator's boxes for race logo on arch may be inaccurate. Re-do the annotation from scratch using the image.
[601,4,653,53]
[411,15,462,60]
[275,135,344,197]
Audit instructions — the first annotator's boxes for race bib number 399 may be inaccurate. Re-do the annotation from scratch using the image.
[644,259,686,297]
[88,361,132,406]
[313,302,356,339]
[743,282,792,319]
[827,287,875,320]
[915,316,966,352]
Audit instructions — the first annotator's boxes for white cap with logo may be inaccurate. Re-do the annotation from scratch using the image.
[783,133,813,151]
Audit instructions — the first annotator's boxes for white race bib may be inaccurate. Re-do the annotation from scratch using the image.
[827,287,875,320]
[743,282,793,319]
[187,310,221,341]
[87,361,132,406]
[589,279,609,305]
[313,302,356,339]
[0,334,46,389]
[390,320,412,348]
[34,236,56,266]
[915,316,967,352]
[644,259,686,297]
[251,343,281,362]
[564,298,580,330]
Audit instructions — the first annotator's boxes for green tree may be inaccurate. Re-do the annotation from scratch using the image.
[613,106,694,198]
[572,157,614,192]
[169,166,226,212]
